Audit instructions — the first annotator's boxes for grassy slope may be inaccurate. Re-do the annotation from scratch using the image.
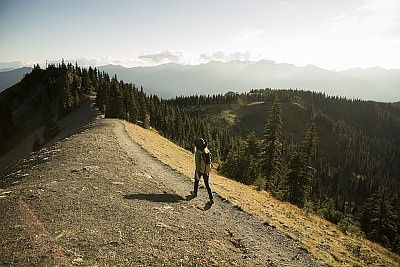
[122,120,400,266]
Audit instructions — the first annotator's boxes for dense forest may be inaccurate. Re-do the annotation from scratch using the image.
[0,62,399,253]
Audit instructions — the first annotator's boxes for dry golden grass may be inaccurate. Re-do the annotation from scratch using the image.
[121,120,400,267]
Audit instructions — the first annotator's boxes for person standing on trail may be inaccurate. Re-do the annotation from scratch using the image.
[190,138,214,204]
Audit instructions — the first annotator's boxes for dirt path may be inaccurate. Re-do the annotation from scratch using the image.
[0,118,323,266]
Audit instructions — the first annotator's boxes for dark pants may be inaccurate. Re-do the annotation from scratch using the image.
[194,171,213,200]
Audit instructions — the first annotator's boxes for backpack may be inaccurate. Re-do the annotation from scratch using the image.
[200,148,212,174]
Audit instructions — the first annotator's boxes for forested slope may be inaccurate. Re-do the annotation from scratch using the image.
[167,90,400,252]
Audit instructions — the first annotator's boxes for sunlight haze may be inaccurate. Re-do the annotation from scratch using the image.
[0,0,399,70]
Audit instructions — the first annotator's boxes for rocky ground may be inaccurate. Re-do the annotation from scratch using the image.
[0,118,323,266]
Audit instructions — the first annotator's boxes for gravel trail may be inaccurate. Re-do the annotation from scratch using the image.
[0,118,323,266]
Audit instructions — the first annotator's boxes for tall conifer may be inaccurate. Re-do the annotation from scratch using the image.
[259,95,283,192]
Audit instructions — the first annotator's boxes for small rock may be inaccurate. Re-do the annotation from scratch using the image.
[109,241,119,246]
[72,257,83,265]
[156,222,170,228]
[0,191,12,196]
[56,231,66,240]
[263,210,273,217]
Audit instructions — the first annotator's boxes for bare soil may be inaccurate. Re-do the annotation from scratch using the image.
[0,118,323,266]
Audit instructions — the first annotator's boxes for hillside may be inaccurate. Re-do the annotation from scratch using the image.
[0,118,323,266]
[98,61,400,102]
[0,64,99,170]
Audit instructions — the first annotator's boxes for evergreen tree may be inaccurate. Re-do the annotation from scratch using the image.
[137,87,150,128]
[58,84,72,119]
[287,122,318,205]
[220,137,246,181]
[362,186,398,247]
[105,76,124,118]
[286,153,303,204]
[243,131,261,184]
[128,90,139,123]
[301,122,317,164]
[285,123,317,206]
[96,80,108,113]
[71,75,80,107]
[259,95,284,193]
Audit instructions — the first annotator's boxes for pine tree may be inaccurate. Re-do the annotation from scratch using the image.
[105,76,124,118]
[81,69,92,94]
[220,137,246,181]
[128,90,139,123]
[137,88,150,129]
[96,80,107,113]
[286,123,317,206]
[362,186,398,247]
[243,131,260,184]
[301,122,317,164]
[259,95,283,192]
[71,75,80,107]
[58,84,72,119]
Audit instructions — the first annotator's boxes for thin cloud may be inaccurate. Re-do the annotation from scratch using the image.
[0,61,30,69]
[138,51,183,64]
[323,0,400,37]
[199,51,251,62]
[3,51,257,68]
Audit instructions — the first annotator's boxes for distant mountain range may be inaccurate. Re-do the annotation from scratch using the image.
[1,61,399,102]
[97,61,400,102]
[0,67,32,93]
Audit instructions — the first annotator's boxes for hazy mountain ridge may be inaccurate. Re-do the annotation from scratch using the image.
[0,67,32,93]
[1,61,399,102]
[98,61,400,102]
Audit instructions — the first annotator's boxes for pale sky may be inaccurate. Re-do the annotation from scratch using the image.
[0,0,399,70]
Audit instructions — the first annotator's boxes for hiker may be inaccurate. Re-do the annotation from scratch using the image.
[190,138,214,204]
